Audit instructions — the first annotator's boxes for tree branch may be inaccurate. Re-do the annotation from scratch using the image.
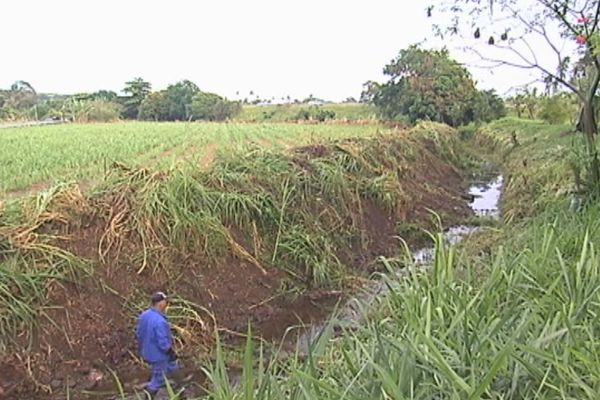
[590,0,600,35]
[469,43,582,96]
[537,0,579,36]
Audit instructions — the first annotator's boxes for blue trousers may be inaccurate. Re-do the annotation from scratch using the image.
[147,360,178,392]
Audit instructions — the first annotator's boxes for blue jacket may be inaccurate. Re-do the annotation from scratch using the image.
[136,308,173,363]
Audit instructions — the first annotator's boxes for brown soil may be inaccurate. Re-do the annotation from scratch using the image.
[3,180,53,201]
[0,136,472,400]
[199,143,219,169]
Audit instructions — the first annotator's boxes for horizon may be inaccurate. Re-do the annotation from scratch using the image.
[1,0,553,102]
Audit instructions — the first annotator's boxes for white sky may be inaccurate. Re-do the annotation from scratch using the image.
[1,0,551,101]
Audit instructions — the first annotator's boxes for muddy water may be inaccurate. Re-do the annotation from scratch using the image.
[291,175,504,354]
[470,175,503,217]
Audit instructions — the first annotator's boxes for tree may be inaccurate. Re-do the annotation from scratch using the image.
[91,90,118,102]
[138,91,171,121]
[360,81,382,104]
[523,88,540,120]
[6,80,37,109]
[429,0,600,190]
[188,91,241,121]
[122,77,151,119]
[538,93,579,124]
[471,89,507,122]
[164,80,200,120]
[368,46,481,126]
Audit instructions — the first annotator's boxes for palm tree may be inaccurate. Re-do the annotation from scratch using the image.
[7,80,37,109]
[122,77,152,119]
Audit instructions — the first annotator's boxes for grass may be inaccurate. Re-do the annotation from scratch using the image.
[236,103,379,123]
[477,117,580,218]
[111,195,600,399]
[7,117,596,399]
[187,119,600,399]
[0,121,387,196]
[0,184,90,352]
[0,122,468,357]
[94,122,466,287]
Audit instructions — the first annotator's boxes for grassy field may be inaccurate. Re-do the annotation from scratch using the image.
[236,103,379,122]
[0,121,388,197]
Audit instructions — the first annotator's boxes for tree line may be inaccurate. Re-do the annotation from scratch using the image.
[0,79,241,122]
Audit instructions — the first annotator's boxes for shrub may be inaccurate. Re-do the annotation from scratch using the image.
[538,95,577,124]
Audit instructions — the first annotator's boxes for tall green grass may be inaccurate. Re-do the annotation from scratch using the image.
[0,184,89,351]
[97,125,466,289]
[190,119,600,399]
[197,203,600,399]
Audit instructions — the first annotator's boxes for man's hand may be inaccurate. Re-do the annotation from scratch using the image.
[167,347,178,361]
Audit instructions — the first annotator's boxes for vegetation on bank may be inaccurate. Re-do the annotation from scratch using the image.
[429,0,600,196]
[193,118,600,399]
[1,116,597,399]
[0,122,473,398]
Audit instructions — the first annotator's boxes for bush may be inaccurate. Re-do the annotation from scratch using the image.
[295,109,311,121]
[189,92,241,121]
[538,95,576,124]
[315,109,336,122]
[457,123,479,141]
[292,106,336,122]
[63,99,122,122]
[138,91,171,121]
[85,100,123,122]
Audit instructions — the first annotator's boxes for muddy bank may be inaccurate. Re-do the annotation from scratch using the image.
[274,175,503,360]
[0,127,475,399]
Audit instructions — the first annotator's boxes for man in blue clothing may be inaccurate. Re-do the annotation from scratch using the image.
[136,291,178,396]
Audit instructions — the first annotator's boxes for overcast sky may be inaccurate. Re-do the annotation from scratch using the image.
[1,0,549,101]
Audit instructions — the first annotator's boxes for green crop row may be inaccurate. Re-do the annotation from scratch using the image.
[0,122,386,197]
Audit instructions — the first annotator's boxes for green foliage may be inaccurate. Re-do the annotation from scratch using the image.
[292,106,336,122]
[197,119,600,400]
[121,77,152,119]
[164,80,200,121]
[477,118,578,217]
[139,82,239,122]
[201,206,600,399]
[0,122,388,196]
[237,103,378,122]
[367,46,504,126]
[429,0,600,189]
[189,91,241,121]
[0,80,38,120]
[138,91,171,121]
[90,90,118,102]
[80,100,123,122]
[470,89,506,122]
[538,94,578,124]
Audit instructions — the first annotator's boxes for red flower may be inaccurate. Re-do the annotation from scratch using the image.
[576,34,587,44]
[577,16,590,24]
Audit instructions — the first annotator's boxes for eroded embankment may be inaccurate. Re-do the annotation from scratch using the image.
[0,123,475,399]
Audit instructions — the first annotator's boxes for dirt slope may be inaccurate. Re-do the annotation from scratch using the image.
[0,126,472,399]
